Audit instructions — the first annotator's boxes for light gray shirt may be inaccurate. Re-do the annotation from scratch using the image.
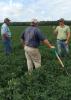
[1,23,11,37]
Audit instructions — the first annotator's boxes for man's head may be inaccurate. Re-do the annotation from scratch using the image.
[31,19,38,26]
[58,18,64,26]
[4,18,11,25]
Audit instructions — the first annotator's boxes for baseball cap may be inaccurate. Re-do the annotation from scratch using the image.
[4,18,11,22]
[31,19,38,24]
[58,18,64,22]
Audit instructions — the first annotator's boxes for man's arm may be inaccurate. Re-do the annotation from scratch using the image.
[36,28,55,48]
[65,32,70,44]
[65,26,70,44]
[42,39,55,48]
[54,26,58,35]
[2,33,9,39]
[1,25,9,39]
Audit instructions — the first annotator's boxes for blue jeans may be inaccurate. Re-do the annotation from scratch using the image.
[57,40,69,56]
[3,38,12,55]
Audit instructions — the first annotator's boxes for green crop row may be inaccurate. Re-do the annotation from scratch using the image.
[0,26,71,100]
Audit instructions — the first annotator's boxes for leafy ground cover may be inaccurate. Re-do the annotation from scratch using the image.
[0,26,71,100]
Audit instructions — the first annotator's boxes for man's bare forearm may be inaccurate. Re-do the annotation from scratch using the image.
[67,32,70,42]
[42,39,54,48]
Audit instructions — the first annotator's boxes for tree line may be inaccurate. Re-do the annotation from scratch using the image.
[0,20,71,26]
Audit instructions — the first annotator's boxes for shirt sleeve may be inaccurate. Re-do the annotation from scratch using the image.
[1,25,8,34]
[35,28,46,41]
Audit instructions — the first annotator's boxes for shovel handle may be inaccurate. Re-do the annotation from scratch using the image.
[55,51,64,68]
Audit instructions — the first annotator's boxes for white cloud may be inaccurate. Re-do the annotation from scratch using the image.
[0,0,71,22]
[0,1,24,22]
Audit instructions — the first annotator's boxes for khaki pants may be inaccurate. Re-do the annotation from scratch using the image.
[24,46,41,72]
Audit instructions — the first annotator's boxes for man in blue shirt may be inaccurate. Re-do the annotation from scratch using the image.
[1,18,12,55]
[21,19,55,74]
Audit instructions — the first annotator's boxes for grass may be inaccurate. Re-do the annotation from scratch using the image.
[0,26,71,100]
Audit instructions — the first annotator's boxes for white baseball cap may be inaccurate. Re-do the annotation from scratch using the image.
[31,18,38,23]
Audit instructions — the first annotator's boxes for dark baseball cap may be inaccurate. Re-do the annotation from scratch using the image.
[4,18,11,22]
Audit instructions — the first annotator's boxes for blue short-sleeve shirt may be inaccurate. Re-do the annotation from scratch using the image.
[21,26,46,48]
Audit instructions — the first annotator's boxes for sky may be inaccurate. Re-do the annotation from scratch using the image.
[0,0,71,22]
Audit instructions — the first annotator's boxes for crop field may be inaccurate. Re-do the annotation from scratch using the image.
[0,26,71,100]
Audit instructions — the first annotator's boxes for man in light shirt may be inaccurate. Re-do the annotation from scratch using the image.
[54,18,70,57]
[1,18,12,55]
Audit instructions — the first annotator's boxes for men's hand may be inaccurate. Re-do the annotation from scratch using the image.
[3,34,9,40]
[50,46,55,49]
[65,40,68,44]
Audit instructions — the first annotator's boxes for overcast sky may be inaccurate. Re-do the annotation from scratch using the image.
[0,0,71,22]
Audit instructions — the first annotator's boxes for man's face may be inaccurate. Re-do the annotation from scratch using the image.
[6,21,11,25]
[59,21,64,26]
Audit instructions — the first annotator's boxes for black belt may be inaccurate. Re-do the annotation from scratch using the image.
[25,44,38,48]
[57,39,66,41]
